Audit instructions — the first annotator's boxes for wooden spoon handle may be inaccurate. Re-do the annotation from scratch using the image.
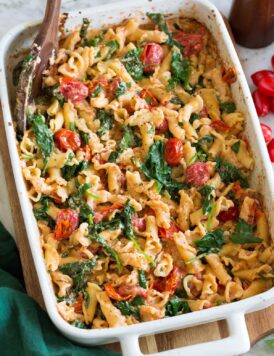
[34,0,61,48]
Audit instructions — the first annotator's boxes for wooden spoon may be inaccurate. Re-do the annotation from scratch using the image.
[15,0,61,137]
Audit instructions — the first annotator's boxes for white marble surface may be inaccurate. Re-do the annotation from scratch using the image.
[0,1,273,354]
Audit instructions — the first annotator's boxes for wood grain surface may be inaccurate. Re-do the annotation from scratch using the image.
[0,109,273,354]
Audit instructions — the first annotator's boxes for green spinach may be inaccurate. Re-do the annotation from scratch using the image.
[230,219,262,244]
[165,295,191,316]
[62,160,89,181]
[80,18,90,45]
[33,196,55,228]
[138,270,147,289]
[106,40,119,59]
[121,48,143,80]
[231,141,240,154]
[115,81,127,98]
[220,102,236,113]
[195,228,225,255]
[200,185,215,215]
[168,50,190,91]
[214,157,249,188]
[96,110,114,137]
[116,296,145,318]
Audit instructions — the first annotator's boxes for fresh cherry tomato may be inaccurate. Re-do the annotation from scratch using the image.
[270,97,274,113]
[156,118,169,134]
[60,77,89,104]
[104,284,132,301]
[211,120,230,132]
[260,123,272,143]
[185,162,210,187]
[251,70,274,86]
[54,208,79,240]
[116,284,147,299]
[272,55,274,69]
[54,129,81,152]
[158,221,180,241]
[252,90,270,117]
[133,214,146,232]
[267,138,274,162]
[164,138,184,166]
[173,31,204,57]
[218,206,239,223]
[222,67,237,84]
[140,43,164,72]
[139,89,159,107]
[93,204,123,223]
[258,75,274,97]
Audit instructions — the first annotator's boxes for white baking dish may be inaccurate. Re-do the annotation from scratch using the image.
[0,0,273,355]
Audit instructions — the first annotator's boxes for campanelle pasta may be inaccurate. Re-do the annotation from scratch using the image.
[17,13,273,329]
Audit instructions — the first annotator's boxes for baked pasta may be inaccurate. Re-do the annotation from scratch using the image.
[17,13,274,329]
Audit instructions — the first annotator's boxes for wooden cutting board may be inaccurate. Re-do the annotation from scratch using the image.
[0,111,273,354]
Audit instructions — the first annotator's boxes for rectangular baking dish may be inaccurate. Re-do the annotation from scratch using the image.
[0,1,273,355]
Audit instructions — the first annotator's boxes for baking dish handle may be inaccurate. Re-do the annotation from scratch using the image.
[120,313,250,356]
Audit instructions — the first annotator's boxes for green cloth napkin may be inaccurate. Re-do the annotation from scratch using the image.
[0,222,121,356]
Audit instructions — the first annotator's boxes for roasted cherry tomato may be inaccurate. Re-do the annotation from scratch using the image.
[165,266,185,294]
[164,138,184,166]
[218,206,239,223]
[139,89,159,107]
[54,208,79,240]
[73,295,83,313]
[252,90,270,117]
[153,278,165,292]
[156,118,169,134]
[267,138,274,162]
[90,77,109,93]
[158,221,180,241]
[258,75,274,97]
[251,70,274,86]
[211,120,230,132]
[116,284,147,299]
[140,43,164,72]
[60,77,89,104]
[222,67,237,84]
[133,214,146,232]
[185,162,210,187]
[173,31,204,57]
[260,123,272,143]
[104,284,132,301]
[93,204,123,223]
[54,128,81,152]
[272,55,274,69]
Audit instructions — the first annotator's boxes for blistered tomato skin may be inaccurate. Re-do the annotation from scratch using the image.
[211,120,230,132]
[218,206,239,223]
[267,138,274,162]
[251,70,274,86]
[258,76,274,97]
[252,90,270,117]
[140,43,164,72]
[185,162,210,187]
[156,118,169,134]
[60,77,89,104]
[173,32,204,57]
[164,138,184,166]
[260,123,272,143]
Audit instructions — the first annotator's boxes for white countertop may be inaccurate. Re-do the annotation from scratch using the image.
[0,1,273,353]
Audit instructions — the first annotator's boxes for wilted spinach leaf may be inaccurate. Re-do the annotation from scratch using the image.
[96,110,114,137]
[214,157,249,188]
[121,48,144,80]
[220,102,236,113]
[167,50,190,91]
[230,219,262,244]
[166,295,191,316]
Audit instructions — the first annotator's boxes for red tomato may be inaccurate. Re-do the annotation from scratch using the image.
[60,77,89,104]
[164,138,184,166]
[218,206,239,223]
[211,120,230,132]
[73,295,83,313]
[252,90,270,117]
[139,89,159,106]
[260,123,272,143]
[165,266,185,294]
[89,78,109,95]
[140,43,164,72]
[156,118,169,134]
[258,76,274,97]
[54,129,81,152]
[270,97,274,113]
[104,284,132,301]
[251,70,274,86]
[173,31,204,57]
[108,77,121,99]
[272,55,274,69]
[158,221,180,241]
[133,214,146,232]
[222,67,237,84]
[185,162,210,187]
[116,284,147,299]
[267,138,274,162]
[153,277,165,292]
[54,208,79,240]
[93,204,123,223]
